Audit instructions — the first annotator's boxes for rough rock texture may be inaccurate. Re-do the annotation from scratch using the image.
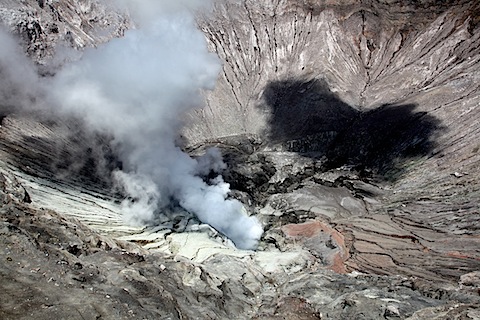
[1,0,480,319]
[0,0,131,64]
[2,177,479,319]
[190,0,480,282]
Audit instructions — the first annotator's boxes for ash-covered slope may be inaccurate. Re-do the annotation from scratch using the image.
[188,0,480,281]
[1,0,480,319]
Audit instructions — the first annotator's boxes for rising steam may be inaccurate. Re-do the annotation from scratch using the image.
[0,29,43,112]
[0,0,263,249]
[52,0,263,249]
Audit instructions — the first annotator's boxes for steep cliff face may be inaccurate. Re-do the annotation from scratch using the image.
[187,0,479,141]
[1,0,480,319]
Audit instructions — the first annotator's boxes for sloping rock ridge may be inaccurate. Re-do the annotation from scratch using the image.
[1,0,480,319]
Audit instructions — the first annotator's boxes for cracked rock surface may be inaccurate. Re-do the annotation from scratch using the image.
[1,0,480,319]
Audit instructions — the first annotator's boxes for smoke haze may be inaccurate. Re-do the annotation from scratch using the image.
[47,0,263,249]
[0,29,43,112]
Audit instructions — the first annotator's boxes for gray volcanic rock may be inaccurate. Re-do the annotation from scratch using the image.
[1,0,480,319]
[0,0,131,64]
[1,173,478,319]
[190,0,480,283]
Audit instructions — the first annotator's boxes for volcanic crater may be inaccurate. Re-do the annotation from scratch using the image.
[0,0,479,319]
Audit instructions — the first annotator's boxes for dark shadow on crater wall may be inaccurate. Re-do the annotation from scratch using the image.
[0,115,121,189]
[261,79,443,180]
[262,79,359,143]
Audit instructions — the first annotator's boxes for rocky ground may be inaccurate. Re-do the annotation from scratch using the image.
[1,0,480,319]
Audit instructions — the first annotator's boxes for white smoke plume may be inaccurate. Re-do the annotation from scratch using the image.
[0,29,43,112]
[48,0,263,249]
